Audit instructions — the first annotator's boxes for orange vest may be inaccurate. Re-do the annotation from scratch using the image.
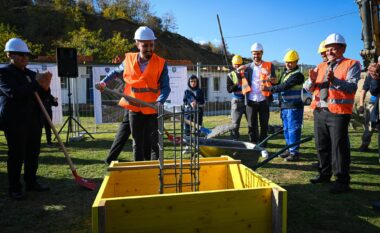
[118,52,166,114]
[259,62,273,97]
[310,58,359,114]
[240,70,252,94]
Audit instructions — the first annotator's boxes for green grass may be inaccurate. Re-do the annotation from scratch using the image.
[0,112,380,233]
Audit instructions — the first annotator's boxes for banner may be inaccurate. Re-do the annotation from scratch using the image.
[166,66,188,105]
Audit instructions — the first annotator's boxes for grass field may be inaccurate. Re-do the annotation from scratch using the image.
[0,112,379,233]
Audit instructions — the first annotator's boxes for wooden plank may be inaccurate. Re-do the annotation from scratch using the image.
[103,188,273,233]
[107,160,241,171]
[272,187,286,233]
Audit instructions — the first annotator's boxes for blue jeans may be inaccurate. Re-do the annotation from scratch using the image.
[281,108,304,155]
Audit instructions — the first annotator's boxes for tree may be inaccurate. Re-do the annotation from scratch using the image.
[99,32,134,63]
[58,27,102,57]
[0,23,43,62]
[161,12,178,32]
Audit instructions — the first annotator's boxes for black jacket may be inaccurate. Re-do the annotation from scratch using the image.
[0,64,46,130]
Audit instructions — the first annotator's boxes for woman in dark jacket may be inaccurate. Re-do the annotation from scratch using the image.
[183,75,205,135]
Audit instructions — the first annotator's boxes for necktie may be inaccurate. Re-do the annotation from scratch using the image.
[319,61,336,101]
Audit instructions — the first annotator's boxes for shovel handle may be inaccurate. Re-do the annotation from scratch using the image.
[27,77,77,172]
[257,129,284,147]
[252,136,313,170]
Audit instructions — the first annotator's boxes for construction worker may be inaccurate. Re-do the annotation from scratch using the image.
[358,72,378,152]
[318,40,328,62]
[41,89,58,147]
[227,55,248,140]
[96,26,171,162]
[239,43,276,146]
[261,50,305,161]
[305,33,361,194]
[0,38,52,200]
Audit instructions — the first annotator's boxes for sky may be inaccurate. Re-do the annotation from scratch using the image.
[148,0,364,66]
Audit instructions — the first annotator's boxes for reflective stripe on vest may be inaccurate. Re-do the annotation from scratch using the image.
[118,52,165,114]
[259,62,272,97]
[228,71,243,95]
[279,69,303,103]
[310,58,359,114]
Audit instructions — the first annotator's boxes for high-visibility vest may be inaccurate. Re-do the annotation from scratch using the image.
[238,70,251,95]
[310,58,359,114]
[279,68,304,104]
[118,52,166,114]
[259,62,273,97]
[228,71,242,94]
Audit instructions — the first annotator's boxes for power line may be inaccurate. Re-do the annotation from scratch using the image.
[225,11,358,39]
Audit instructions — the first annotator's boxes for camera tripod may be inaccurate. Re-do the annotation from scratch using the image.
[56,78,94,144]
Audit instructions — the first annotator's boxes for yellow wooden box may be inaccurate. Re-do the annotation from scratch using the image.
[92,156,287,233]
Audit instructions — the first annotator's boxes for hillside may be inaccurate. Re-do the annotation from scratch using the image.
[0,6,227,65]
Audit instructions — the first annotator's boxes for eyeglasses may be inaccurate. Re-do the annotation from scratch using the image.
[11,52,30,57]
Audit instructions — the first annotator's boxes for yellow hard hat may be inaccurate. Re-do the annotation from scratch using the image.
[283,50,299,62]
[318,40,326,53]
[231,55,243,65]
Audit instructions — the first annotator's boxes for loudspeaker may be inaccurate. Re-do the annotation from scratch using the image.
[56,48,78,77]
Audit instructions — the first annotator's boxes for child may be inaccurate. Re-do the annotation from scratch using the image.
[183,75,205,135]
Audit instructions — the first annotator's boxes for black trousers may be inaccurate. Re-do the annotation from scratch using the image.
[43,110,53,143]
[104,110,131,163]
[313,109,351,184]
[246,100,270,145]
[129,111,158,161]
[5,123,42,193]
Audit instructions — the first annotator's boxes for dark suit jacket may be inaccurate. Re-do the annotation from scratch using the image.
[0,64,45,130]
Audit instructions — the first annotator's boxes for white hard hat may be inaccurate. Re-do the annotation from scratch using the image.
[134,26,156,40]
[4,38,30,53]
[325,33,346,46]
[250,42,263,52]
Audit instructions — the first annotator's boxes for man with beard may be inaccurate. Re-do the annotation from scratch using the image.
[97,26,170,162]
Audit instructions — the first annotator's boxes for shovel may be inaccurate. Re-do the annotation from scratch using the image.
[97,85,234,139]
[29,76,97,190]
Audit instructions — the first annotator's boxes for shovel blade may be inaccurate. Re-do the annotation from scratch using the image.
[72,171,97,190]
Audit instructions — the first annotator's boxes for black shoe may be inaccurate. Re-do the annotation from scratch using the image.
[279,151,290,159]
[310,175,331,184]
[46,142,54,148]
[26,183,50,192]
[311,162,320,168]
[329,183,350,194]
[372,200,380,211]
[285,154,300,162]
[358,145,369,152]
[9,191,26,200]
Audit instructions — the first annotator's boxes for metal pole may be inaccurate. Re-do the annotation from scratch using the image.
[217,14,230,68]
[196,62,201,88]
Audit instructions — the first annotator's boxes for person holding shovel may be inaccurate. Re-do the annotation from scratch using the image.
[0,38,52,200]
[96,26,170,162]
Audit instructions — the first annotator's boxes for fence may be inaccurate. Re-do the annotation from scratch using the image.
[56,63,313,134]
